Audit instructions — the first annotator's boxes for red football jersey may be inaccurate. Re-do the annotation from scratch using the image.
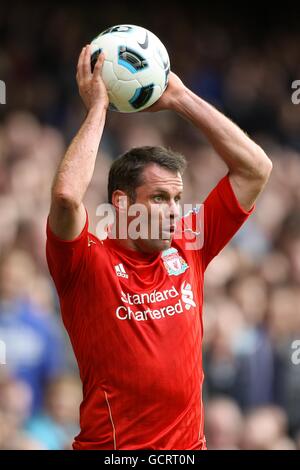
[46,174,254,450]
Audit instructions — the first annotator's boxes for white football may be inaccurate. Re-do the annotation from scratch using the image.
[90,24,170,113]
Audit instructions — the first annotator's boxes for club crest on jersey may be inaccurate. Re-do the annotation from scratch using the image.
[161,248,189,276]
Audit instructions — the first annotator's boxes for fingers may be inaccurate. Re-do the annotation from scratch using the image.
[76,45,92,82]
[92,52,105,80]
[77,44,106,89]
[82,44,91,78]
[76,46,85,82]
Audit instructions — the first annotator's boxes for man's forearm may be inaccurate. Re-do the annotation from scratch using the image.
[52,103,107,207]
[171,87,271,179]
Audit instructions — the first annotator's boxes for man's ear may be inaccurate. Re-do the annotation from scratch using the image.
[112,190,129,213]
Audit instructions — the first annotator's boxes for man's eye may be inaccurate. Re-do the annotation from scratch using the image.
[153,195,164,203]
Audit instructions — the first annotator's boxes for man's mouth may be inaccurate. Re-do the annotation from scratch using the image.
[161,225,176,239]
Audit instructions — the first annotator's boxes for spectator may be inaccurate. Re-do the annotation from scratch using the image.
[0,377,44,449]
[241,406,291,450]
[25,374,81,450]
[205,397,243,449]
[0,249,67,413]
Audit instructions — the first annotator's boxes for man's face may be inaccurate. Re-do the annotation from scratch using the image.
[127,164,183,253]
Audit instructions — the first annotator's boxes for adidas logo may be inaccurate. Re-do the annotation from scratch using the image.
[114,263,128,279]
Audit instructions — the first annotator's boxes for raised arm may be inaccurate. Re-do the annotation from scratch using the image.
[49,45,109,240]
[149,73,273,211]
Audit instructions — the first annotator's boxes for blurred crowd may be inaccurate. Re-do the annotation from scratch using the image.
[0,3,300,450]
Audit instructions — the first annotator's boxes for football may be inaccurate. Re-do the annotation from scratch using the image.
[90,24,170,113]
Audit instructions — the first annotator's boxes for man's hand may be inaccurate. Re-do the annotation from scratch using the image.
[144,72,186,112]
[76,45,109,111]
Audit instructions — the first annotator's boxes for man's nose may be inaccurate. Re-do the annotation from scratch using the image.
[168,200,180,219]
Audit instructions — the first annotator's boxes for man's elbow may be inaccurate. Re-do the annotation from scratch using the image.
[255,149,273,182]
[248,146,273,183]
[51,189,81,211]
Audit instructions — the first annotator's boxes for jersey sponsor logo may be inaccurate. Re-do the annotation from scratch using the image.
[161,247,189,276]
[116,282,196,321]
[181,281,196,310]
[114,263,129,279]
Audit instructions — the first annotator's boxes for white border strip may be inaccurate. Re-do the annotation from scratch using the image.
[104,391,117,450]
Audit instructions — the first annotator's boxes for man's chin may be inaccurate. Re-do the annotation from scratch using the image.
[156,238,172,250]
[135,237,173,254]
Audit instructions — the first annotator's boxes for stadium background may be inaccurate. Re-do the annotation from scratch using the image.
[0,2,300,449]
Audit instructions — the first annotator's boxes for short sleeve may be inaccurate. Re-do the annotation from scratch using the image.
[202,173,255,270]
[46,212,90,296]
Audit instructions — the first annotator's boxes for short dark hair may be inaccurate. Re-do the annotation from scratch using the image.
[108,146,187,203]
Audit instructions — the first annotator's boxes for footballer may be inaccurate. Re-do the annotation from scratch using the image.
[46,46,272,450]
